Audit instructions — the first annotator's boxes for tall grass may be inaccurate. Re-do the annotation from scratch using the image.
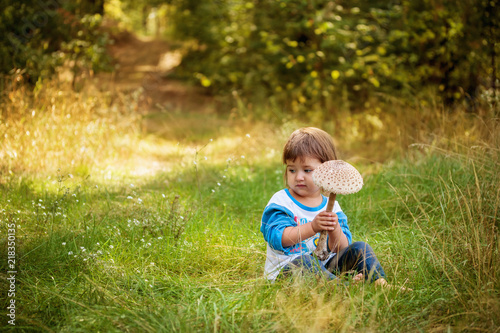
[0,78,499,332]
[0,77,144,178]
[376,149,498,330]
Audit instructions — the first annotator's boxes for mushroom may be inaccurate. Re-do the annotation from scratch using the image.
[312,160,363,260]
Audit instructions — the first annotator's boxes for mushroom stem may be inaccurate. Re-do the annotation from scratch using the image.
[326,192,336,212]
[314,192,337,260]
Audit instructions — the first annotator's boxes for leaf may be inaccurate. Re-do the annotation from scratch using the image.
[368,77,380,88]
[363,54,380,63]
[201,78,211,87]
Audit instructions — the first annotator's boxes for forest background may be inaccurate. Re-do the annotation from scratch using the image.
[2,0,499,113]
[0,0,499,332]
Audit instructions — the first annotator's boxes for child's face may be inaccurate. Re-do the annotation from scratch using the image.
[286,156,322,200]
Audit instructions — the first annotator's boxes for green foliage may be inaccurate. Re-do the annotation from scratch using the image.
[104,0,168,35]
[0,0,112,87]
[167,0,499,112]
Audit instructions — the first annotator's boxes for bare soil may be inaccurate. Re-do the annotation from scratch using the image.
[106,30,214,113]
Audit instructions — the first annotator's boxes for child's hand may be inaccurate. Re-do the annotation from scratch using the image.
[311,211,338,233]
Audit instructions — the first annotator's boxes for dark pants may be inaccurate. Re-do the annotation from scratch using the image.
[279,241,386,283]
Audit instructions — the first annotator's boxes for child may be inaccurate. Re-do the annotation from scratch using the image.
[261,127,388,286]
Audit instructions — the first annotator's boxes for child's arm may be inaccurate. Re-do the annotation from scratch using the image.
[327,223,349,253]
[261,204,298,252]
[327,212,350,253]
[282,211,337,247]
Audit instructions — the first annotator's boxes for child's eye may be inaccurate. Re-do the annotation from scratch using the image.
[305,169,312,173]
[288,169,296,173]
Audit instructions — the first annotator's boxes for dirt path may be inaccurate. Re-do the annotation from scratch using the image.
[95,30,225,142]
[94,30,268,154]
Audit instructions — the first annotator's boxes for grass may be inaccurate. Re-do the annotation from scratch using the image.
[0,77,499,332]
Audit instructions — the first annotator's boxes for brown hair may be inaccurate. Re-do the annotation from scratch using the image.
[282,127,338,164]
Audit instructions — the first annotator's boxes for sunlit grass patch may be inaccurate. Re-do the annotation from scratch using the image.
[1,80,142,177]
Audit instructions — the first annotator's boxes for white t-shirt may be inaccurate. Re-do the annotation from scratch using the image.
[260,189,352,281]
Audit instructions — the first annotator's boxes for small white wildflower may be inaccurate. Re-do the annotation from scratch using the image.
[212,189,215,193]
[141,239,145,242]
[150,262,155,266]
[127,196,133,199]
[68,174,73,178]
[241,155,245,159]
[204,156,207,160]
[158,237,163,240]
[210,138,213,142]
[110,258,114,263]
[246,133,251,138]
[109,245,114,249]
[162,194,165,198]
[149,284,153,288]
[72,194,76,197]
[138,198,142,203]
[130,184,135,187]
[62,242,66,246]
[193,161,197,165]
[180,216,184,220]
[95,185,98,188]
[217,182,221,186]
[68,251,73,255]
[96,242,100,246]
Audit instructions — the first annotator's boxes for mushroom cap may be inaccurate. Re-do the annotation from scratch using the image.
[312,160,363,195]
